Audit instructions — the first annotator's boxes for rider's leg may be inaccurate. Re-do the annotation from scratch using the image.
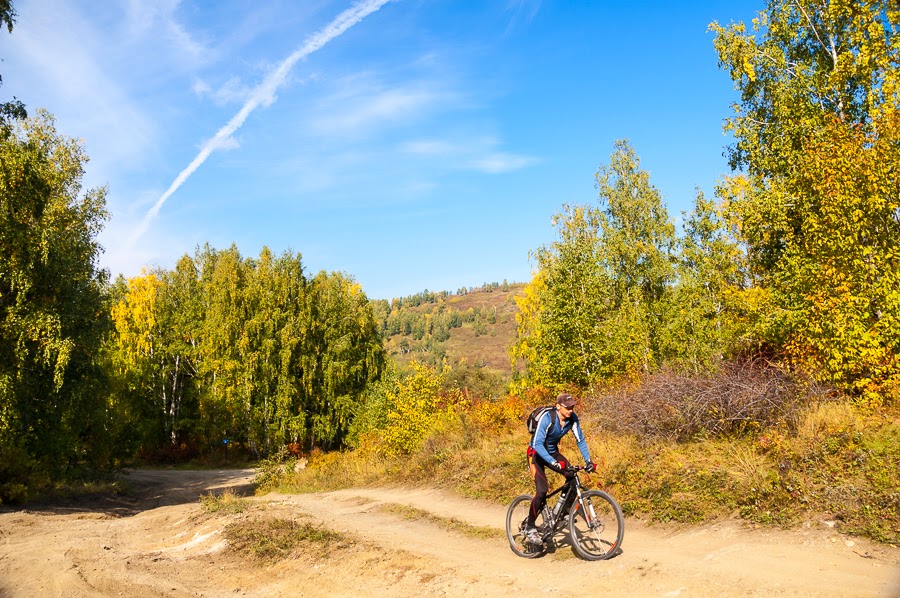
[527,449,575,527]
[526,447,548,528]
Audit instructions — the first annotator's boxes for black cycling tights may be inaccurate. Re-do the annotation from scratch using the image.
[526,446,573,527]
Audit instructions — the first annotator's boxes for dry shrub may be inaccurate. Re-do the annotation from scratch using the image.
[469,395,526,434]
[594,358,831,441]
[199,489,248,514]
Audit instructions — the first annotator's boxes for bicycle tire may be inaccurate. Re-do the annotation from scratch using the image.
[568,489,624,560]
[505,494,548,558]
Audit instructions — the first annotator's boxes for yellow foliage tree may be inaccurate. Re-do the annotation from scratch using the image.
[712,1,900,404]
[380,362,460,456]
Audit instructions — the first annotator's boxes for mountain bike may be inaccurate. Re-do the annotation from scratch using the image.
[505,465,624,560]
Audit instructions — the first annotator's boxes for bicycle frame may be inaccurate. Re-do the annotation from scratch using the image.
[539,470,585,541]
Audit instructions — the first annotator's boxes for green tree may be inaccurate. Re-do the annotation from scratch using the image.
[0,110,110,497]
[513,141,676,389]
[658,189,751,371]
[110,262,200,451]
[298,270,385,450]
[711,1,900,403]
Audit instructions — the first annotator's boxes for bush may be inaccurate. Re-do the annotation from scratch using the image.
[349,362,466,456]
[593,358,830,441]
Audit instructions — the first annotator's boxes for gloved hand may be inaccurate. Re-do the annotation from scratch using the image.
[584,461,597,473]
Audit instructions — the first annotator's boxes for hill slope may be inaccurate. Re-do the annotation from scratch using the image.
[372,283,525,377]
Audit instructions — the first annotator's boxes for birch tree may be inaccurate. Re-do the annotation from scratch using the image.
[711,0,900,404]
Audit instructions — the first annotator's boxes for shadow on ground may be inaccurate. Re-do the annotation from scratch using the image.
[5,468,257,518]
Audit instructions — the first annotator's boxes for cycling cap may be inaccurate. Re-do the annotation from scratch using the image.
[556,393,577,407]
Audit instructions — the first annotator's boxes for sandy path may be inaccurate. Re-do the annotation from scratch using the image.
[0,469,896,597]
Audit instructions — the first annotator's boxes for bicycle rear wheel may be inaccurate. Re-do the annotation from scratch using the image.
[505,494,547,558]
[568,490,624,560]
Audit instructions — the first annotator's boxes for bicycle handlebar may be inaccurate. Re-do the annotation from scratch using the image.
[565,464,596,474]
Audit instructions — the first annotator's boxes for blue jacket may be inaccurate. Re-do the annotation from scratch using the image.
[530,409,591,468]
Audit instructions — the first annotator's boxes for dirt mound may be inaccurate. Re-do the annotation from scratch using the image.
[0,469,896,597]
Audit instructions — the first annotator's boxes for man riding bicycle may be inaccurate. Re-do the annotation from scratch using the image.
[525,393,596,544]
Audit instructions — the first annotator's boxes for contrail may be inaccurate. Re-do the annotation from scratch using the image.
[128,0,392,245]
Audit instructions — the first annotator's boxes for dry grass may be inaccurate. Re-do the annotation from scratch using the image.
[258,372,899,544]
[723,442,771,489]
[199,489,249,514]
[224,516,352,561]
[796,401,861,440]
[378,503,504,540]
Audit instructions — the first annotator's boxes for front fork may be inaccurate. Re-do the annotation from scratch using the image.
[572,488,601,531]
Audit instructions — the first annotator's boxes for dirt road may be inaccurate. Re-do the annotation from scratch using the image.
[0,469,897,597]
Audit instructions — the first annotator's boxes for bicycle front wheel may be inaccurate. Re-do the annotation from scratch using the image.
[568,490,624,560]
[505,494,547,558]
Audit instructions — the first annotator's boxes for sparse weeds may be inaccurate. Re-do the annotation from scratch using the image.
[224,516,351,561]
[379,503,504,540]
[199,489,248,514]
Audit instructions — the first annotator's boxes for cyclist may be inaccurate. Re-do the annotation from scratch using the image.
[524,392,596,544]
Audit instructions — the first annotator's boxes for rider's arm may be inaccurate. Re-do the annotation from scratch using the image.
[531,411,559,467]
[570,414,592,465]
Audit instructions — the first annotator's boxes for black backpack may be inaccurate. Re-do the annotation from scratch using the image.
[526,405,554,435]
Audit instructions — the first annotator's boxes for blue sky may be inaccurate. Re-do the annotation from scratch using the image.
[5,0,760,300]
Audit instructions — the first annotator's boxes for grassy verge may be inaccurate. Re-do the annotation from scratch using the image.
[379,503,504,540]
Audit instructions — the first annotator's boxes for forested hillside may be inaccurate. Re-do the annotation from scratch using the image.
[370,282,523,377]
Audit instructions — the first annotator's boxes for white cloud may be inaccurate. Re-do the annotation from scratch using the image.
[8,0,156,169]
[473,151,539,174]
[207,134,241,152]
[402,137,539,174]
[505,0,542,31]
[128,0,393,245]
[313,85,442,136]
[192,79,212,96]
[401,139,458,155]
[193,76,254,105]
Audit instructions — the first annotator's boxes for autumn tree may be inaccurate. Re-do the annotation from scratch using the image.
[0,0,26,129]
[711,0,900,403]
[109,245,385,457]
[349,361,462,456]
